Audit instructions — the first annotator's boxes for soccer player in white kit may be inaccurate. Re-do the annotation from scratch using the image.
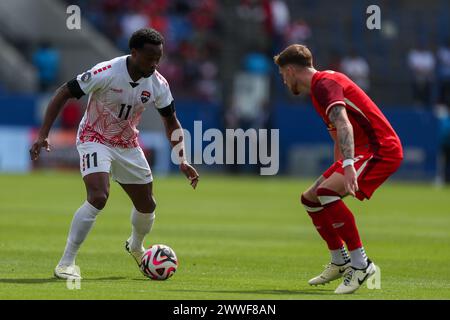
[29,28,199,279]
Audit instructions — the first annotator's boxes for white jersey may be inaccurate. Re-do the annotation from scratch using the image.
[71,55,173,148]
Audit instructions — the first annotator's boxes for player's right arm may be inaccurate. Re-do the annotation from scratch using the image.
[29,83,75,160]
[30,63,109,161]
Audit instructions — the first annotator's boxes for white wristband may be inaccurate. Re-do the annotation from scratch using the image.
[342,159,355,168]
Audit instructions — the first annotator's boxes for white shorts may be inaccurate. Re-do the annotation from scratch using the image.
[77,142,153,184]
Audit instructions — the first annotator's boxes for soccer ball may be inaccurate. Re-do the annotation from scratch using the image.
[140,244,178,280]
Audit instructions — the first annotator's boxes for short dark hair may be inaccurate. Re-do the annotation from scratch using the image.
[129,28,164,50]
[274,44,313,68]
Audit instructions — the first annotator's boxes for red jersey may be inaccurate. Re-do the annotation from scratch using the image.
[310,70,403,159]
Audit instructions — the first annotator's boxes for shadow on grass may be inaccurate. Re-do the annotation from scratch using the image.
[158,288,334,296]
[129,278,335,296]
[0,277,126,284]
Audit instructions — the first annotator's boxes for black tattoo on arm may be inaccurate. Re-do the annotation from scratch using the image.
[328,105,354,160]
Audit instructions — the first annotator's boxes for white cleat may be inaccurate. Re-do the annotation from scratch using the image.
[334,259,376,294]
[54,264,82,280]
[125,238,146,275]
[308,261,351,286]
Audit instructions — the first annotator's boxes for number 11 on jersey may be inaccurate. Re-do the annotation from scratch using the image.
[119,104,132,120]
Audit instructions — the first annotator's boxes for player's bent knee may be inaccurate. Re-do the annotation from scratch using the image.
[301,191,318,204]
[316,187,342,206]
[301,192,323,213]
[146,200,156,213]
[87,192,109,210]
[136,196,156,213]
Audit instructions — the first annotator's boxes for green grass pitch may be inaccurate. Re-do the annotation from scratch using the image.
[0,172,449,299]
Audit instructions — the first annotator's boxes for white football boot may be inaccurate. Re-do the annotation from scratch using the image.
[54,264,82,280]
[334,259,376,294]
[308,261,351,286]
[125,238,146,275]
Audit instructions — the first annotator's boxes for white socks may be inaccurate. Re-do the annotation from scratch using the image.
[350,247,368,269]
[130,207,155,252]
[58,204,155,266]
[331,246,350,265]
[58,201,100,266]
[330,246,368,268]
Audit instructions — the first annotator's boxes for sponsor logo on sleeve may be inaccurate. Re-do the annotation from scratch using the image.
[81,72,91,82]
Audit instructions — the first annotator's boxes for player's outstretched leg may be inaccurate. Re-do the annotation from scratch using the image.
[301,194,351,285]
[55,201,100,279]
[120,183,156,269]
[55,173,110,280]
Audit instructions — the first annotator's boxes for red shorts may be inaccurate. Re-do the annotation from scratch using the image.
[322,153,402,201]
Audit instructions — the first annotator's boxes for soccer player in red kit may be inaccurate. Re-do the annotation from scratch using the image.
[274,44,403,294]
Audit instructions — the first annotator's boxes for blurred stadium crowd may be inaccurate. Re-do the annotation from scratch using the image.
[1,0,449,182]
[25,0,449,108]
[73,0,223,103]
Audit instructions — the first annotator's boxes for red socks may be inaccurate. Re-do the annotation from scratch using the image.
[301,188,363,252]
[301,195,343,250]
[316,188,363,251]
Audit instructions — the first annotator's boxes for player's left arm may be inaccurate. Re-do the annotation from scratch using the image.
[159,102,199,189]
[329,130,343,161]
[328,105,358,196]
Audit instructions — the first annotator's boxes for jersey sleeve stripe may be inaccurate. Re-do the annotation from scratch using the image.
[344,98,369,120]
[325,100,346,116]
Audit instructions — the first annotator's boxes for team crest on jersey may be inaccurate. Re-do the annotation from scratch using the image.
[141,90,151,103]
[81,72,91,82]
